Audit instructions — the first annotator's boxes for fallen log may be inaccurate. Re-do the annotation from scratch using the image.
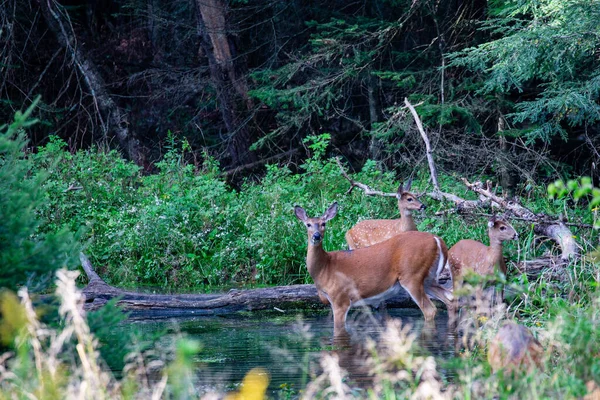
[79,254,418,318]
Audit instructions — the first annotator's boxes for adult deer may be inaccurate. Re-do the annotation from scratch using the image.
[448,217,518,314]
[345,181,425,250]
[295,202,453,336]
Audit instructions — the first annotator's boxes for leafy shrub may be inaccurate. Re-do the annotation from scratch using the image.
[29,132,596,291]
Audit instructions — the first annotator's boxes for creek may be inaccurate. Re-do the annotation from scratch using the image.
[115,307,457,396]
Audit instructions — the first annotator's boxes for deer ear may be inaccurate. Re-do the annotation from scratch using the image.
[294,206,308,222]
[487,216,497,228]
[322,202,338,221]
[405,178,413,192]
[397,183,405,196]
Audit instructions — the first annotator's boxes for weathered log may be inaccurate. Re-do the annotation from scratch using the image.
[516,255,570,281]
[79,254,417,318]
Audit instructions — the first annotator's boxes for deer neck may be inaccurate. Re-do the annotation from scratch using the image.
[306,243,331,280]
[399,208,417,231]
[487,237,504,265]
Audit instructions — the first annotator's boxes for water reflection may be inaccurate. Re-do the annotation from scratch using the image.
[119,307,456,395]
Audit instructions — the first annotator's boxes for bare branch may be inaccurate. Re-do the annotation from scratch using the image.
[427,190,483,209]
[223,149,298,177]
[462,179,537,220]
[335,158,397,197]
[461,179,580,260]
[404,98,439,191]
[64,184,83,192]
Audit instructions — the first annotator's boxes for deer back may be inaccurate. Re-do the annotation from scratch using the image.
[315,231,443,301]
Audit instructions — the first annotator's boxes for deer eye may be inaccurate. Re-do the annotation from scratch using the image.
[407,198,413,202]
[322,223,326,227]
[500,226,506,231]
[307,223,312,227]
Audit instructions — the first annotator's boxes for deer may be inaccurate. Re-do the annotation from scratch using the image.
[447,217,518,315]
[345,181,426,250]
[294,202,453,336]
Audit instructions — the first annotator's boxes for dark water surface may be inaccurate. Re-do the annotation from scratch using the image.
[119,307,457,395]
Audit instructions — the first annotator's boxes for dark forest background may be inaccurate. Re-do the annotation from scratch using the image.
[2,0,599,187]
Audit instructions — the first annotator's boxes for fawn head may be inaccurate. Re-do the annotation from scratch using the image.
[397,180,425,212]
[488,217,518,242]
[294,202,338,246]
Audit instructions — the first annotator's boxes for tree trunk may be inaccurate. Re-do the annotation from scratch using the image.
[194,0,256,167]
[497,115,515,197]
[147,0,160,54]
[367,72,382,161]
[37,0,146,168]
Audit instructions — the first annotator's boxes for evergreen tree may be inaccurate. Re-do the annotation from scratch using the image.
[449,0,600,142]
[0,98,80,291]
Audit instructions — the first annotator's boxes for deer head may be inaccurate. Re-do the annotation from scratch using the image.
[294,202,338,246]
[397,180,426,212]
[487,217,518,242]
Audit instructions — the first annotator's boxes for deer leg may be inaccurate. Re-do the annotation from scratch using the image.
[317,290,330,305]
[400,280,437,321]
[332,299,351,337]
[424,279,454,309]
[448,275,463,323]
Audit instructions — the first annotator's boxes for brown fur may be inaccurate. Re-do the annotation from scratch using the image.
[447,218,517,317]
[448,219,517,288]
[345,182,424,250]
[295,202,452,336]
[487,321,543,373]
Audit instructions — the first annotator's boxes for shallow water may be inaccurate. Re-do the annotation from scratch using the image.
[120,307,457,395]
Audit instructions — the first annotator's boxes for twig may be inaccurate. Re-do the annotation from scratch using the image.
[223,149,298,176]
[462,179,538,220]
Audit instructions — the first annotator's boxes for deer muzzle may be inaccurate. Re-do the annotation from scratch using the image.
[311,231,322,244]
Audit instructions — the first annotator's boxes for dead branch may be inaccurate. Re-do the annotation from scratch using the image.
[336,158,579,261]
[38,0,145,167]
[427,190,483,209]
[64,184,83,192]
[404,98,439,191]
[462,179,580,260]
[223,149,298,177]
[335,158,397,197]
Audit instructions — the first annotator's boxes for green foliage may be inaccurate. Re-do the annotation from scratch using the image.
[548,176,600,227]
[29,131,597,290]
[248,15,408,151]
[449,0,600,142]
[29,133,410,289]
[0,99,80,291]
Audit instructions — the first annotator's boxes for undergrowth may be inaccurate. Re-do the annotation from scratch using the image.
[2,110,600,399]
[30,134,597,291]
